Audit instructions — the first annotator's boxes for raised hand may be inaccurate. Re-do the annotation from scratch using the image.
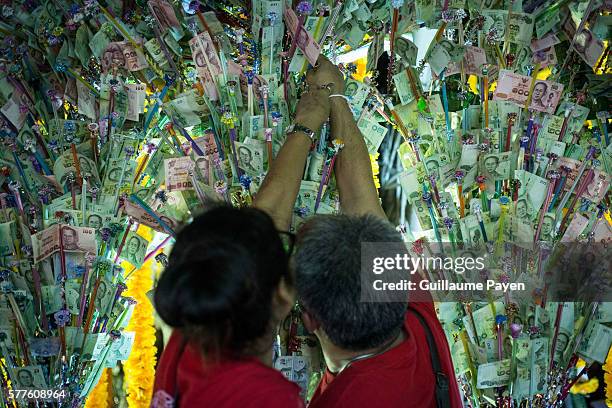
[294,87,331,131]
[305,55,345,95]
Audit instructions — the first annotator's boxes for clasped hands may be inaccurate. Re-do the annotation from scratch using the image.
[294,56,346,132]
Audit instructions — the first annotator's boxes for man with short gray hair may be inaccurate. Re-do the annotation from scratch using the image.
[254,56,461,407]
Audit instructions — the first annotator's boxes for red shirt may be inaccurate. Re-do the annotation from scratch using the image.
[152,332,304,408]
[308,301,462,408]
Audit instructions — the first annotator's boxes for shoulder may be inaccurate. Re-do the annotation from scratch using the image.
[309,371,402,408]
[221,361,303,407]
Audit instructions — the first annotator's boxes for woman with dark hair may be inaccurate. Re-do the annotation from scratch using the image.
[151,78,331,407]
[152,206,301,407]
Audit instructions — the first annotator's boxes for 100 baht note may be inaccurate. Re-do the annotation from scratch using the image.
[477,359,511,389]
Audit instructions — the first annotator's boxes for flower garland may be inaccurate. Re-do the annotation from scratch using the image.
[604,347,612,406]
[570,358,600,396]
[123,226,158,407]
[1,360,16,408]
[370,153,381,191]
[84,369,112,408]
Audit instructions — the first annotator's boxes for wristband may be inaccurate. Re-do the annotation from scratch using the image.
[286,123,316,141]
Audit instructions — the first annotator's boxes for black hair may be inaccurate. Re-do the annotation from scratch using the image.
[294,215,407,351]
[154,205,290,358]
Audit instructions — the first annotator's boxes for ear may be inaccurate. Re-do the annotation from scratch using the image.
[301,309,320,333]
[271,277,295,321]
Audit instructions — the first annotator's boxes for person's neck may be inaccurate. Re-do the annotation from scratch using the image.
[320,329,406,374]
[251,333,275,367]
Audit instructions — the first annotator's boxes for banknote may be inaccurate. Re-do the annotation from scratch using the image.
[531,33,561,52]
[120,41,149,71]
[295,180,320,217]
[31,224,60,263]
[459,214,484,250]
[274,355,310,396]
[493,70,532,106]
[357,115,388,154]
[102,156,136,200]
[540,114,567,141]
[399,168,421,198]
[76,79,97,120]
[60,225,96,253]
[1,91,29,128]
[189,31,222,100]
[516,170,549,219]
[99,78,128,130]
[508,12,535,44]
[7,365,47,390]
[556,101,590,135]
[0,221,16,257]
[366,32,384,72]
[494,70,563,113]
[75,24,92,67]
[480,151,512,182]
[415,0,435,25]
[446,46,487,76]
[89,26,111,60]
[246,115,265,140]
[528,79,564,114]
[123,199,179,233]
[427,42,452,76]
[122,232,149,267]
[560,213,589,243]
[464,46,487,76]
[482,10,507,42]
[476,359,511,389]
[394,37,418,67]
[513,337,548,399]
[536,136,565,157]
[283,7,321,66]
[103,331,136,367]
[532,47,557,68]
[353,1,371,21]
[42,285,62,314]
[64,279,82,315]
[307,151,325,183]
[144,38,167,66]
[345,78,369,108]
[288,16,319,72]
[262,25,284,75]
[535,8,559,39]
[578,322,612,362]
[163,89,209,127]
[392,70,417,105]
[148,0,180,32]
[164,156,196,192]
[200,11,233,55]
[192,155,213,185]
[483,11,534,44]
[463,301,504,345]
[125,83,146,122]
[54,151,101,187]
[412,193,433,230]
[236,141,265,176]
[261,1,283,20]
[100,41,148,73]
[194,133,222,162]
[562,15,605,68]
[595,303,612,324]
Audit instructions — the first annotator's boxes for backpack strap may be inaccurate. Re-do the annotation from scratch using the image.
[408,307,451,408]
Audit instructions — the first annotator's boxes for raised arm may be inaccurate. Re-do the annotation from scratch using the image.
[252,88,330,230]
[306,57,386,218]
